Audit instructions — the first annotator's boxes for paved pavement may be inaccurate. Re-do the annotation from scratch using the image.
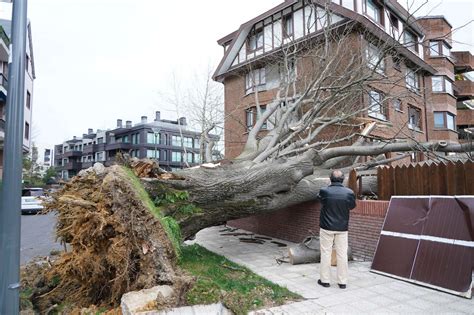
[21,212,63,264]
[194,226,473,314]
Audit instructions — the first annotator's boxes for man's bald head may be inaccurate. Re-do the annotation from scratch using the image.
[330,170,344,183]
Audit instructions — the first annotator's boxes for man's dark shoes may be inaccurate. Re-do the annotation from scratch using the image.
[338,284,347,289]
[318,279,330,288]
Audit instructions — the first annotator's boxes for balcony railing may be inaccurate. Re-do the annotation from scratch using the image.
[0,118,4,131]
[455,80,474,100]
[453,51,474,73]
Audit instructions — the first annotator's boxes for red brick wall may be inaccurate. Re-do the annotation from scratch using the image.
[228,200,389,260]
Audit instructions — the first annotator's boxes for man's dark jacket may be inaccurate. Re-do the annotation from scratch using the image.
[318,182,356,231]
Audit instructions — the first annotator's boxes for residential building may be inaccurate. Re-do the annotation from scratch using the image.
[54,112,217,181]
[213,0,473,161]
[0,2,36,178]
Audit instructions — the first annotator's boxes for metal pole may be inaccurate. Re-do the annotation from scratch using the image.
[0,0,28,312]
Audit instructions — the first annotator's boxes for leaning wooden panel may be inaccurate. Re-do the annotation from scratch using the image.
[371,196,473,299]
[411,241,473,297]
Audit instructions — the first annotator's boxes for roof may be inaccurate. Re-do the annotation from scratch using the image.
[213,0,435,81]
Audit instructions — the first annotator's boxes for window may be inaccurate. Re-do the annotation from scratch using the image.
[257,105,268,130]
[147,149,159,159]
[194,138,200,149]
[246,107,255,131]
[245,68,266,94]
[97,137,104,144]
[26,91,31,109]
[161,150,167,161]
[283,14,293,38]
[431,76,453,94]
[365,0,383,25]
[131,133,140,144]
[248,28,263,52]
[195,153,201,163]
[408,106,421,131]
[183,137,193,148]
[393,99,402,111]
[366,43,385,74]
[186,152,193,163]
[406,68,420,91]
[147,132,160,144]
[96,152,104,161]
[171,151,182,162]
[403,29,418,53]
[172,135,182,147]
[368,90,386,120]
[123,135,129,143]
[26,55,29,72]
[24,122,29,140]
[429,41,451,57]
[434,112,456,130]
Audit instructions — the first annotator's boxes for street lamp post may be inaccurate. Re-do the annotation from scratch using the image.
[0,0,29,312]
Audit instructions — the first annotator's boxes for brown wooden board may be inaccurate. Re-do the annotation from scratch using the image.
[411,241,473,293]
[371,196,473,298]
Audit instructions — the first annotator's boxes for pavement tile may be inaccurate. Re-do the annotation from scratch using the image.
[194,226,474,315]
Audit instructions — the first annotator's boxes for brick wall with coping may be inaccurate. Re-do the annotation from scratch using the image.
[227,200,389,260]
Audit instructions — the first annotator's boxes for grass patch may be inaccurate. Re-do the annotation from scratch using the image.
[122,166,182,258]
[180,244,301,315]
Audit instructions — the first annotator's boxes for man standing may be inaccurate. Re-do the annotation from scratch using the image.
[317,170,356,289]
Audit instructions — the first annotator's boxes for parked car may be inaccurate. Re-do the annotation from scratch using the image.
[21,188,44,214]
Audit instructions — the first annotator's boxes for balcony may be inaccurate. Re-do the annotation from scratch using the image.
[453,51,474,73]
[0,26,9,63]
[455,80,474,101]
[63,150,83,158]
[106,142,132,151]
[83,144,96,154]
[456,109,474,126]
[0,73,7,101]
[82,161,94,169]
[63,161,82,170]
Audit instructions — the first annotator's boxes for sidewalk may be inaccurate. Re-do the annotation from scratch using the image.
[194,226,473,314]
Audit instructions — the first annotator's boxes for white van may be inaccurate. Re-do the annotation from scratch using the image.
[21,188,44,214]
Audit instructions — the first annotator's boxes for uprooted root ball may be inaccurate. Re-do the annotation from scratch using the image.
[33,165,182,311]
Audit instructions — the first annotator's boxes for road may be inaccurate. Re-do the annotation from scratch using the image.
[21,212,63,265]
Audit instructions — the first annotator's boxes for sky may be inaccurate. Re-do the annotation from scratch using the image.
[26,0,474,158]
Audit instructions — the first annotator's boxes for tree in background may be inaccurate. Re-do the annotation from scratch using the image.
[22,143,43,187]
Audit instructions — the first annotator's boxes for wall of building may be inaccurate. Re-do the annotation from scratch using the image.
[227,199,389,260]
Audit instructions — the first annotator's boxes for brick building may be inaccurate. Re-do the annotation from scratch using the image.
[213,0,473,258]
[213,0,473,160]
[55,112,218,180]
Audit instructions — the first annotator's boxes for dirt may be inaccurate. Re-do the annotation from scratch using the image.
[28,165,187,312]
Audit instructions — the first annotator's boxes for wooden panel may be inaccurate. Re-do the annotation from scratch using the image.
[372,235,419,279]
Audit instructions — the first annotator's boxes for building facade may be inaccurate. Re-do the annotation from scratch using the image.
[55,112,213,180]
[214,0,473,161]
[0,2,36,178]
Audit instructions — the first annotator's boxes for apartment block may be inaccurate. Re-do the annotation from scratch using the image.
[214,0,474,160]
[0,8,36,178]
[55,112,217,181]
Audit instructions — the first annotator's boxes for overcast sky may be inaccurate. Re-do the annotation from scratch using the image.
[27,0,473,157]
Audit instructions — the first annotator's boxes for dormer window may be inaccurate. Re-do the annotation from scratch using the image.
[429,40,451,57]
[283,14,294,38]
[248,29,263,52]
[245,67,266,94]
[365,0,383,25]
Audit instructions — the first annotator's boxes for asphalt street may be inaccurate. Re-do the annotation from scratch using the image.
[21,212,63,265]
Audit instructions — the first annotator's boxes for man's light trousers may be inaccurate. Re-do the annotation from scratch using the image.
[319,228,348,284]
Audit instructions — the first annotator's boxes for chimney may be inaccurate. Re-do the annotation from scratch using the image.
[73,136,77,140]
[155,111,161,121]
[178,117,187,126]
[141,116,148,124]
[88,128,93,135]
[82,134,87,138]
[126,120,132,128]
[117,119,123,128]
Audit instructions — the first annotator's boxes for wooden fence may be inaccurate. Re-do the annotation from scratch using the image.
[377,161,474,200]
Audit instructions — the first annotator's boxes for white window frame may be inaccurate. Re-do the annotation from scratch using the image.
[405,68,419,91]
[368,90,386,120]
[245,68,266,94]
[366,42,385,74]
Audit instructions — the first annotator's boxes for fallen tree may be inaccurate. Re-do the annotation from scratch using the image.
[32,14,474,311]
